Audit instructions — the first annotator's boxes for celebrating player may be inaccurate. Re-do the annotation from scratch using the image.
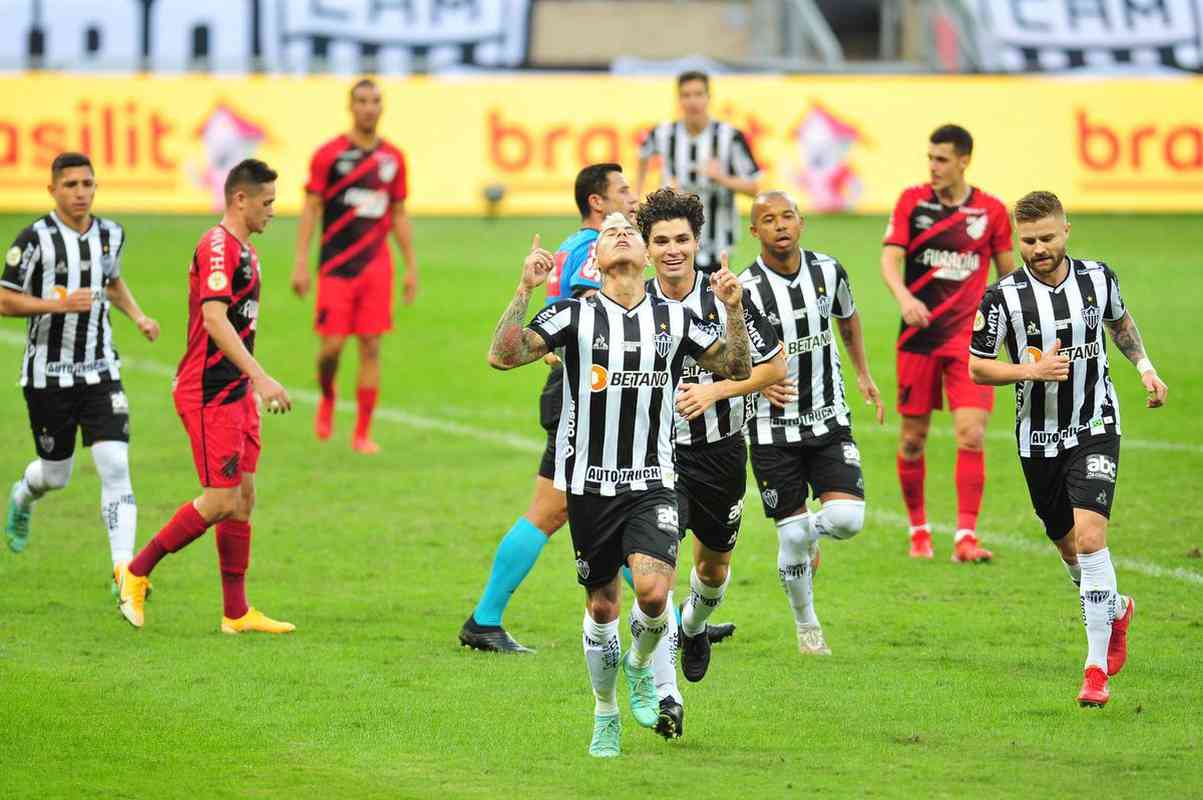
[292,78,418,453]
[969,190,1166,707]
[881,124,1014,562]
[641,188,785,738]
[2,152,159,583]
[741,191,884,657]
[459,163,637,654]
[487,212,751,757]
[115,159,295,635]
[635,71,761,270]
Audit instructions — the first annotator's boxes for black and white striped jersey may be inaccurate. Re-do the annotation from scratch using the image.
[639,120,761,270]
[646,271,781,447]
[971,258,1127,458]
[2,212,125,389]
[739,250,856,445]
[528,291,719,496]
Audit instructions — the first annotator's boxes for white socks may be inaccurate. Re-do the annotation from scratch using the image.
[628,601,669,670]
[681,567,729,638]
[13,458,73,508]
[93,442,136,565]
[777,514,819,626]
[1062,558,1082,587]
[583,612,621,715]
[652,590,682,704]
[1078,548,1118,671]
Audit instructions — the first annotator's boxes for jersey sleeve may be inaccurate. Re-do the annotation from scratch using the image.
[1101,265,1127,322]
[106,223,125,281]
[969,286,1007,358]
[730,130,762,179]
[742,293,781,365]
[305,145,334,195]
[883,190,914,249]
[196,230,237,305]
[683,308,720,358]
[2,228,40,292]
[638,125,661,160]
[389,150,408,202]
[567,240,601,293]
[830,260,855,319]
[989,199,1014,257]
[527,299,575,350]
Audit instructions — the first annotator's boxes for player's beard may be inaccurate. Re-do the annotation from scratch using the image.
[1026,248,1066,277]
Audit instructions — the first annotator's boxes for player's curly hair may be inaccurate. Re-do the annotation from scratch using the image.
[636,188,706,242]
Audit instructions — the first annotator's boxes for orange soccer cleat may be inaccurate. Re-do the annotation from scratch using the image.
[115,562,150,628]
[1077,666,1110,708]
[909,527,934,559]
[315,398,335,441]
[952,531,992,563]
[1108,595,1134,676]
[351,435,381,454]
[221,607,296,635]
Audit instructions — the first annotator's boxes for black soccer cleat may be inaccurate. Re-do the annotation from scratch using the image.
[679,613,712,683]
[706,622,736,644]
[655,696,683,740]
[458,616,535,654]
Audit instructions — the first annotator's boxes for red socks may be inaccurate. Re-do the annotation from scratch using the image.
[216,519,252,619]
[318,368,336,403]
[355,387,378,440]
[955,449,986,532]
[897,454,927,528]
[128,502,209,577]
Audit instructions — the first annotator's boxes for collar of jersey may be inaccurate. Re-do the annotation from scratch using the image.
[1023,257,1073,292]
[756,253,805,286]
[650,269,702,303]
[49,210,96,239]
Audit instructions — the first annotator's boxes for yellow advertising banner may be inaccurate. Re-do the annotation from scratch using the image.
[0,74,1201,216]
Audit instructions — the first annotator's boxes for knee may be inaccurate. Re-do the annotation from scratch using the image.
[358,336,382,361]
[587,594,619,624]
[955,424,985,452]
[525,501,566,536]
[39,458,74,491]
[91,442,131,489]
[318,338,345,363]
[899,432,927,460]
[817,499,865,541]
[776,513,815,552]
[695,558,729,587]
[1074,525,1107,555]
[237,488,256,520]
[635,584,668,617]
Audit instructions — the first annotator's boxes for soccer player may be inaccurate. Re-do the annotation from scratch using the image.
[969,190,1166,708]
[292,78,418,453]
[641,188,785,738]
[458,163,637,653]
[881,124,1013,562]
[635,71,761,270]
[487,212,752,757]
[115,159,295,635]
[741,191,884,656]
[1,152,159,581]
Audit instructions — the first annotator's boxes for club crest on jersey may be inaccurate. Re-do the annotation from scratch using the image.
[815,294,832,319]
[762,488,778,509]
[655,330,674,358]
[1082,304,1101,329]
[575,557,590,581]
[378,154,398,183]
[966,213,988,240]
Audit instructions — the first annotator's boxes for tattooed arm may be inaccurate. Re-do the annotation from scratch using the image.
[487,234,554,371]
[694,257,752,380]
[1105,311,1168,408]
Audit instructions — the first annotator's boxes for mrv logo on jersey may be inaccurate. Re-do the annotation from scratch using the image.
[590,365,671,392]
[785,330,832,356]
[585,466,665,484]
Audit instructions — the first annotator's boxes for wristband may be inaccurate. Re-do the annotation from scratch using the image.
[1136,357,1154,374]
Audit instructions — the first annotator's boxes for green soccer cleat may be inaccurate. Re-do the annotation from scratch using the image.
[5,481,31,554]
[588,713,621,758]
[622,653,659,728]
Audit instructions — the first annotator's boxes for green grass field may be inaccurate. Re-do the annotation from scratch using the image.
[0,211,1200,799]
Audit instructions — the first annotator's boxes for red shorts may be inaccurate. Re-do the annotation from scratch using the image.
[896,347,994,416]
[177,394,262,488]
[315,258,393,336]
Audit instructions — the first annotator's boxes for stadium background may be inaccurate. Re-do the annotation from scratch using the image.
[1,2,1201,797]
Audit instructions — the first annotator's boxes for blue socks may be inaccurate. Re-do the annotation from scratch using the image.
[622,565,682,625]
[472,517,548,627]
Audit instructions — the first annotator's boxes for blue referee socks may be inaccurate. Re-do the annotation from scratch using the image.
[472,517,548,627]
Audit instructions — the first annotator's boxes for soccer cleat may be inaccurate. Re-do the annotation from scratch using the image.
[909,527,933,559]
[655,696,683,740]
[1077,666,1110,708]
[679,612,711,682]
[706,622,736,644]
[111,563,152,601]
[5,481,32,554]
[115,562,150,628]
[1108,596,1134,676]
[351,435,381,455]
[952,532,993,563]
[458,616,535,654]
[588,713,621,758]
[315,398,334,441]
[221,607,296,634]
[796,622,831,656]
[622,653,659,728]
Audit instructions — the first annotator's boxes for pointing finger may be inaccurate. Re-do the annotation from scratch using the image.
[531,233,541,251]
[720,250,729,271]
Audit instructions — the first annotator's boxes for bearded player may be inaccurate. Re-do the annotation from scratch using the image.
[115,159,294,634]
[292,78,419,453]
[881,124,1013,562]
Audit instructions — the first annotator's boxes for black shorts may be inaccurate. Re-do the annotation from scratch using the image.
[537,365,563,480]
[566,487,679,588]
[677,435,747,553]
[749,429,864,520]
[23,380,131,461]
[1021,435,1120,541]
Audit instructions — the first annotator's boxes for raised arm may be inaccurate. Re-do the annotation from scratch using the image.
[1105,311,1168,408]
[105,277,159,341]
[488,235,553,371]
[835,312,884,424]
[694,256,751,381]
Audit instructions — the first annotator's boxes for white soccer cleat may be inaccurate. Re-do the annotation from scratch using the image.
[796,622,831,656]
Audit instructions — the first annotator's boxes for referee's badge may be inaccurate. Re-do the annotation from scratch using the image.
[655,330,674,358]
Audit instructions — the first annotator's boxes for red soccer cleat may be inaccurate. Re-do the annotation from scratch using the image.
[909,528,933,559]
[1108,595,1134,676]
[1077,665,1110,708]
[951,532,992,563]
[315,398,334,441]
[352,435,381,454]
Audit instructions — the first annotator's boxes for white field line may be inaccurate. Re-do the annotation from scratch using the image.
[2,330,1198,586]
